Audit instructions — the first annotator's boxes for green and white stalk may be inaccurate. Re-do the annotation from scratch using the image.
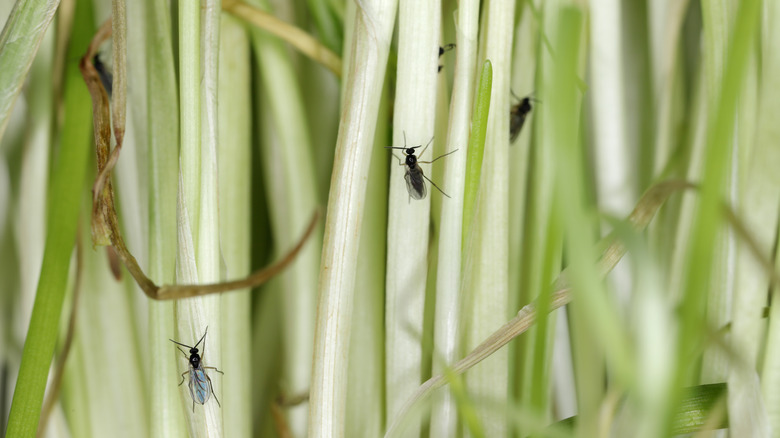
[589,0,632,214]
[681,1,761,437]
[646,0,691,176]
[144,0,183,434]
[246,0,322,432]
[759,0,780,432]
[14,6,53,342]
[68,215,148,437]
[218,13,252,438]
[728,25,769,438]
[511,3,561,433]
[462,0,514,434]
[346,89,389,437]
[384,0,439,435]
[174,0,223,435]
[308,0,397,435]
[430,0,478,434]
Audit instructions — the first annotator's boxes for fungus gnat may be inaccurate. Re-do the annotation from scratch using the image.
[510,91,537,143]
[386,134,458,200]
[170,327,224,412]
[438,44,456,72]
[93,54,113,96]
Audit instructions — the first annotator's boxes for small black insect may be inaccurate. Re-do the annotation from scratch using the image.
[170,327,224,412]
[93,54,113,96]
[510,91,537,143]
[386,134,458,200]
[438,44,456,72]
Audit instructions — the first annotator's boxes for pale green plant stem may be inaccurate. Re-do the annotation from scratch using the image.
[0,0,59,143]
[308,0,397,435]
[4,1,94,435]
[111,0,127,146]
[18,21,53,437]
[513,4,562,433]
[695,0,737,389]
[14,7,53,345]
[678,0,761,436]
[179,0,201,240]
[759,1,780,432]
[463,0,514,434]
[144,0,183,435]
[218,13,252,438]
[544,7,606,438]
[728,21,770,438]
[72,213,148,436]
[342,4,386,436]
[174,0,224,435]
[117,0,149,320]
[429,0,479,434]
[303,0,341,51]
[647,0,691,175]
[144,0,182,432]
[245,1,321,433]
[346,86,390,437]
[384,1,439,435]
[588,0,631,213]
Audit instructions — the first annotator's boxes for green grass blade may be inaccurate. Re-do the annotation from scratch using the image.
[5,0,95,435]
[461,60,491,246]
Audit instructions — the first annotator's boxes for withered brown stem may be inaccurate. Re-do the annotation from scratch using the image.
[80,23,320,301]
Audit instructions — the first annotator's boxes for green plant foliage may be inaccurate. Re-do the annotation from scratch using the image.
[2,0,778,437]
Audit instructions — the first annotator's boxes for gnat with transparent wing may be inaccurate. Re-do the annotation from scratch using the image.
[170,327,224,411]
[386,134,458,201]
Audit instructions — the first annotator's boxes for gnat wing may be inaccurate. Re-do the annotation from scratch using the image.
[509,111,526,143]
[405,169,427,200]
[189,368,212,405]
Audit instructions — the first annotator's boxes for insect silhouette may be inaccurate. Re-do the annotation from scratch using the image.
[93,54,113,96]
[170,327,224,412]
[386,134,458,200]
[438,44,456,72]
[510,91,537,143]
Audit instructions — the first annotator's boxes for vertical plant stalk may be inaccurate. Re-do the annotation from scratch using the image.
[679,0,762,436]
[589,0,632,213]
[430,0,480,432]
[727,33,769,438]
[384,0,440,435]
[4,0,94,435]
[308,0,398,435]
[513,4,562,432]
[218,14,252,438]
[463,0,514,434]
[646,0,691,175]
[174,0,223,435]
[0,0,60,143]
[759,0,780,432]
[546,8,606,438]
[145,0,184,433]
[245,0,322,432]
[178,0,201,240]
[346,81,390,437]
[112,0,127,154]
[14,0,54,358]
